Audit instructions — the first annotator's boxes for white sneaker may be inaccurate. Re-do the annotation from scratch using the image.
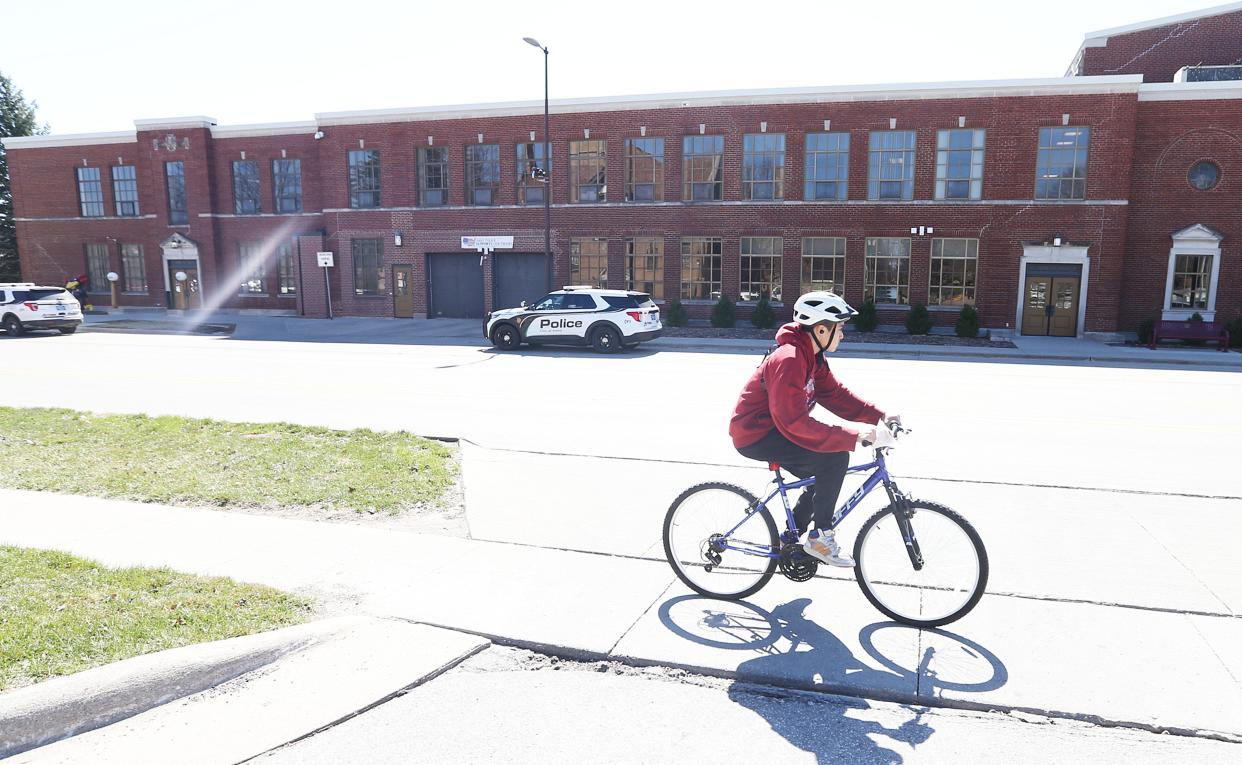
[803,529,854,567]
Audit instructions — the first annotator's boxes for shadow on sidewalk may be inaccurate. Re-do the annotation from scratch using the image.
[659,595,1007,764]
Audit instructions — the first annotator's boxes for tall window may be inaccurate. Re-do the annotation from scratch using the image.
[238,242,266,295]
[348,150,381,208]
[740,237,782,302]
[232,160,261,215]
[804,133,849,201]
[352,238,384,295]
[680,236,722,299]
[272,159,303,213]
[85,243,110,293]
[570,237,608,287]
[683,136,724,201]
[625,138,664,202]
[465,144,500,205]
[930,238,978,306]
[517,142,551,205]
[120,244,146,292]
[165,162,187,224]
[626,237,663,298]
[1171,254,1212,309]
[742,134,785,200]
[1035,127,1090,200]
[864,237,910,304]
[277,243,297,295]
[76,167,104,217]
[111,165,140,216]
[935,129,985,201]
[418,147,448,207]
[570,140,606,202]
[801,237,846,294]
[868,131,916,201]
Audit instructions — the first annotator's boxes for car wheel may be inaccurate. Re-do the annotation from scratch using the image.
[490,323,521,350]
[2,315,23,337]
[591,325,622,354]
[59,327,77,335]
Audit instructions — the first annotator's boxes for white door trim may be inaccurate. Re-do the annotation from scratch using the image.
[1016,245,1091,337]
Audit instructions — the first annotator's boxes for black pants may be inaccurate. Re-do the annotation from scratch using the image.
[737,429,850,533]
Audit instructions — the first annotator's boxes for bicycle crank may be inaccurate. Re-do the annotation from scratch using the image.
[779,544,819,582]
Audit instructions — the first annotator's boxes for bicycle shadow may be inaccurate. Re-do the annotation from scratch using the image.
[658,595,1008,764]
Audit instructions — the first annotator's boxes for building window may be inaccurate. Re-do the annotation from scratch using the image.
[120,244,146,293]
[740,236,782,302]
[111,165,140,217]
[804,133,849,201]
[1188,161,1220,191]
[626,237,664,299]
[85,243,110,294]
[352,238,384,295]
[869,131,916,201]
[272,159,303,213]
[517,142,551,205]
[864,237,910,304]
[570,140,606,203]
[1035,127,1089,200]
[570,237,608,287]
[683,136,724,201]
[680,236,722,299]
[165,162,188,224]
[76,167,104,217]
[232,160,261,215]
[277,244,297,295]
[238,242,266,295]
[348,150,381,209]
[801,237,846,294]
[625,138,664,202]
[418,147,448,207]
[466,144,500,205]
[742,134,785,201]
[935,129,985,200]
[1170,254,1212,309]
[930,238,978,306]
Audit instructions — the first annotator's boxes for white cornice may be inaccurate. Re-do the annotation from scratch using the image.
[2,131,137,149]
[1138,80,1242,101]
[133,116,218,131]
[211,121,318,139]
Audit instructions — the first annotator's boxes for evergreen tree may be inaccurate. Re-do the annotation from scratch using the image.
[0,72,48,281]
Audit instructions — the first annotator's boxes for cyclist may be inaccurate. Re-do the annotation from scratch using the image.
[729,291,898,567]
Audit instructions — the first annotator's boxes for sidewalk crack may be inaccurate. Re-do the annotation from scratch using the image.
[606,579,677,658]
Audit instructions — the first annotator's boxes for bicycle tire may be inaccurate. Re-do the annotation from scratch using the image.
[662,482,779,600]
[853,500,988,628]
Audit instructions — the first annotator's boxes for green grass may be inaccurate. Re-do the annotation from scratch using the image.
[0,546,311,691]
[0,408,456,514]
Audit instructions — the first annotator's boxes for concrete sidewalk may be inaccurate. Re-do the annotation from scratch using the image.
[3,489,1240,742]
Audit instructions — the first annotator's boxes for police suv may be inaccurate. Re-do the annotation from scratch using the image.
[0,283,83,336]
[485,286,662,353]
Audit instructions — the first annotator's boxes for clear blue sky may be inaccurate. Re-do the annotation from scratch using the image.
[1,0,1216,135]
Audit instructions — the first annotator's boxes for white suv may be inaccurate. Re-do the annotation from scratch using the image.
[0,283,83,336]
[485,286,662,353]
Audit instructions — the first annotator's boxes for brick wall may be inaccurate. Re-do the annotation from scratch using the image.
[1077,9,1242,82]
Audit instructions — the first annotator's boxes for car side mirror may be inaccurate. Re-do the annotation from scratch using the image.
[520,300,528,308]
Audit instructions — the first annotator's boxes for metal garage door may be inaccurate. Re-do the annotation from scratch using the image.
[427,253,484,318]
[494,252,551,311]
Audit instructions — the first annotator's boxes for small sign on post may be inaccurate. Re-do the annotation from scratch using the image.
[317,252,334,268]
[316,251,335,319]
[461,236,513,265]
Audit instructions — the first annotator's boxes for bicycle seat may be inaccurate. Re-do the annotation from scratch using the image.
[768,463,781,472]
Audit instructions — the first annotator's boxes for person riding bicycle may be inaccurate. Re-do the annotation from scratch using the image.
[729,291,898,568]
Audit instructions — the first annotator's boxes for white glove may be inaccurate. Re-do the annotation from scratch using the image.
[873,422,899,447]
[884,413,902,428]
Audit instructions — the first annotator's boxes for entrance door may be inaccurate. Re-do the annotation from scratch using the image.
[393,265,414,318]
[494,252,551,310]
[1021,275,1079,336]
[427,254,484,318]
[167,261,201,310]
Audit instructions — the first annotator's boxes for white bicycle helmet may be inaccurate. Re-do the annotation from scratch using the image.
[792,291,857,327]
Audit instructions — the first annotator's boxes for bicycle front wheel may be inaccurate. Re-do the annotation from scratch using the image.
[662,482,779,600]
[853,500,988,628]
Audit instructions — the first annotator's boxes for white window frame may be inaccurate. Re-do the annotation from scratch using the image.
[1163,224,1223,321]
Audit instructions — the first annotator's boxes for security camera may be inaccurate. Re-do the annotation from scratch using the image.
[313,131,325,140]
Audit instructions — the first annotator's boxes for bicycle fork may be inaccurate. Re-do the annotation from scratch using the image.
[883,481,925,571]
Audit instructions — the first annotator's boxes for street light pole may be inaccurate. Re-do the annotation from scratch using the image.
[524,37,551,267]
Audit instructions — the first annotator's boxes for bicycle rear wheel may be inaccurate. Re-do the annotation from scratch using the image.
[853,500,988,628]
[662,482,779,600]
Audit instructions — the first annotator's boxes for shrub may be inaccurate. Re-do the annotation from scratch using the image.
[664,300,688,327]
[1137,317,1155,344]
[711,295,736,328]
[1227,316,1242,348]
[855,299,878,332]
[954,305,980,338]
[1190,311,1204,322]
[749,295,776,329]
[905,304,933,335]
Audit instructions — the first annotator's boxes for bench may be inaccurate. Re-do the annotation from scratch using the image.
[1149,320,1231,351]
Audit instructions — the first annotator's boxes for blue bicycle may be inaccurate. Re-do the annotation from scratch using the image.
[662,425,988,628]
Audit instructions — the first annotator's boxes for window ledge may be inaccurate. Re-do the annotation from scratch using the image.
[121,291,148,296]
[926,305,974,312]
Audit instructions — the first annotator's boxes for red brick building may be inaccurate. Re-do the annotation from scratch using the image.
[6,4,1242,338]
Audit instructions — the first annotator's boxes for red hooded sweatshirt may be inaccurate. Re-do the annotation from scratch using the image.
[730,322,884,453]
